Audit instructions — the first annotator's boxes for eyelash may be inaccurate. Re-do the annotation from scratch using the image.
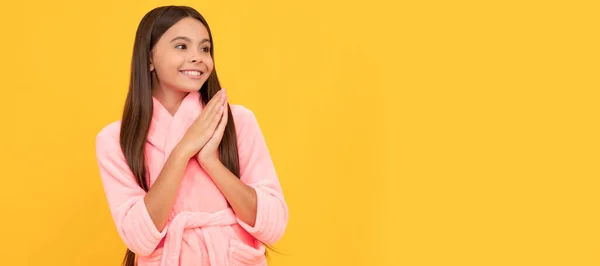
[175,44,210,53]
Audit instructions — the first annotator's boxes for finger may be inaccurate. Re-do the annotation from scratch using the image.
[208,90,228,118]
[200,90,224,121]
[209,90,227,110]
[213,104,229,142]
[205,90,222,110]
[207,104,225,131]
[210,89,226,103]
[221,103,229,128]
[221,89,227,104]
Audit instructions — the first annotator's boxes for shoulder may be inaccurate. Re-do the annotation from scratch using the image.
[230,104,254,119]
[95,120,122,150]
[229,104,264,138]
[230,104,259,127]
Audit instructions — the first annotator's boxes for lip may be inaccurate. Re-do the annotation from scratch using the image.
[180,69,204,80]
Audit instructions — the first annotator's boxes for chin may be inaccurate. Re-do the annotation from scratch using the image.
[182,87,203,92]
[173,83,206,93]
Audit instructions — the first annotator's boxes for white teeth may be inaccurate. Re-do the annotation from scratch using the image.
[182,71,201,76]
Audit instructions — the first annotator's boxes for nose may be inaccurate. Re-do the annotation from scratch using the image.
[189,53,202,64]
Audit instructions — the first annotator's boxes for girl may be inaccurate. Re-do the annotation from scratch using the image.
[95,5,288,266]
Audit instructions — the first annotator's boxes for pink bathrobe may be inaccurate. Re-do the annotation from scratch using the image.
[95,91,288,266]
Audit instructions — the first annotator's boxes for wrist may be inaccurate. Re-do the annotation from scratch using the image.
[172,145,193,161]
[199,157,223,171]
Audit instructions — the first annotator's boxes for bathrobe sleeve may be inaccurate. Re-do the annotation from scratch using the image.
[234,106,289,244]
[95,126,167,256]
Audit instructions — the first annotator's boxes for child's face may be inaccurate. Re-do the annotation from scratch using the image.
[150,17,214,93]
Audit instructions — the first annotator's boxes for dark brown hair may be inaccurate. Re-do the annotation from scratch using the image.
[119,5,243,266]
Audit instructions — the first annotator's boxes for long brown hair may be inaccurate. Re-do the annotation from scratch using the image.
[119,5,241,266]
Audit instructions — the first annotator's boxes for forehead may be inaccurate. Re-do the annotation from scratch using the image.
[162,17,210,41]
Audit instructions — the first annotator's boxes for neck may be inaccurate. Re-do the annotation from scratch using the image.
[151,85,189,116]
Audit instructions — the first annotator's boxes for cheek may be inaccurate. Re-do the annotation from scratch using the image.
[205,57,215,72]
[168,54,186,70]
[156,55,184,77]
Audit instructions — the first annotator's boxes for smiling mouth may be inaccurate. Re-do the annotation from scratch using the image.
[180,70,204,79]
[181,70,203,76]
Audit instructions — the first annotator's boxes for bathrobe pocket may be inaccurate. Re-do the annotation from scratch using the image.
[228,239,267,266]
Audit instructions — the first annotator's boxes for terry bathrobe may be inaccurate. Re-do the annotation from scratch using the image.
[95,91,288,266]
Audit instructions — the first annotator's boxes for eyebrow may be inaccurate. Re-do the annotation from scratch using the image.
[170,36,211,44]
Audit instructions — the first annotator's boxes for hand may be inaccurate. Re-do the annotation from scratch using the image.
[174,90,227,159]
[197,90,229,166]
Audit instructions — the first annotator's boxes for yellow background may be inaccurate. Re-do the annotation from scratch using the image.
[0,0,598,265]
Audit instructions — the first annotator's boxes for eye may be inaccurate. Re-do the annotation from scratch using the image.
[202,46,210,53]
[175,44,187,50]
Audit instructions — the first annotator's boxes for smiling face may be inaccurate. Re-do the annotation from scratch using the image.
[149,17,214,94]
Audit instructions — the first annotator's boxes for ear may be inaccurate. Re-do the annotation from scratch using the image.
[149,52,155,71]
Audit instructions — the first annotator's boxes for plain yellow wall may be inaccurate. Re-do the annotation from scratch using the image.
[0,0,598,265]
